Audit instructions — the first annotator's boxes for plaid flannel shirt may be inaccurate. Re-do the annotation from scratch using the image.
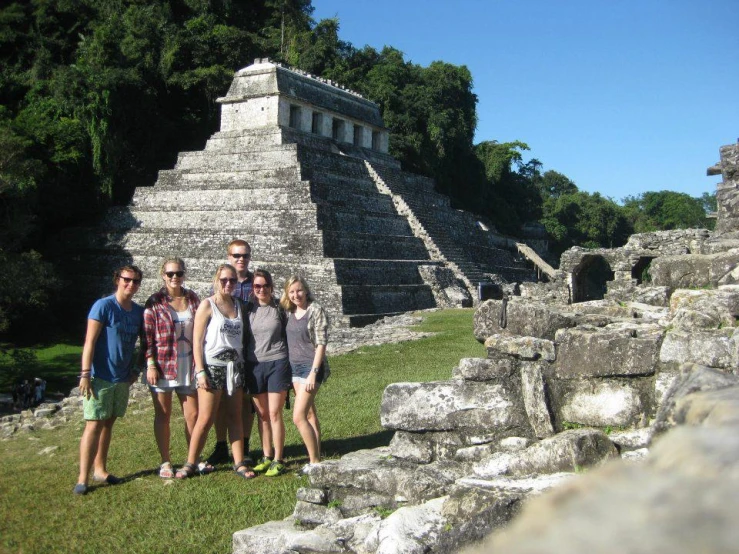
[143,287,200,380]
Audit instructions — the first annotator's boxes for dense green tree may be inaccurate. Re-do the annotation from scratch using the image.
[622,190,710,233]
[542,191,632,255]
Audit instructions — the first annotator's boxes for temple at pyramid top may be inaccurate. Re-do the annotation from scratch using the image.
[216,58,389,154]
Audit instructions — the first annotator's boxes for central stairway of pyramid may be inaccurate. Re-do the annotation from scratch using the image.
[59,59,537,326]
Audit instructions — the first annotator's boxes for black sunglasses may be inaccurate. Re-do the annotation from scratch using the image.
[121,277,142,285]
[219,278,237,285]
[230,253,251,259]
[165,271,185,278]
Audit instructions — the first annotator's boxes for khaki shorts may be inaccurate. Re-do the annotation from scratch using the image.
[83,378,130,420]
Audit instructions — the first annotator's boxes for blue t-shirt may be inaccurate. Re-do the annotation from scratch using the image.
[88,295,144,383]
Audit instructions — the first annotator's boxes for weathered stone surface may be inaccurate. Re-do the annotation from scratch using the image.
[473,300,576,341]
[554,327,660,378]
[519,361,554,438]
[363,497,447,554]
[438,486,522,552]
[607,427,652,451]
[452,357,516,381]
[293,500,343,527]
[468,426,739,554]
[559,380,646,427]
[671,385,739,428]
[388,431,433,464]
[232,519,306,554]
[650,250,739,290]
[296,487,328,505]
[484,335,555,362]
[659,329,734,369]
[654,363,739,434]
[380,381,531,437]
[498,437,532,452]
[324,514,382,554]
[473,429,618,478]
[669,287,739,329]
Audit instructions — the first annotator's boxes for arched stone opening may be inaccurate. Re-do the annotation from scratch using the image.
[631,256,656,284]
[572,255,614,303]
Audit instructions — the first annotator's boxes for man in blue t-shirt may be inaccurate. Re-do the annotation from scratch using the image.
[74,265,145,495]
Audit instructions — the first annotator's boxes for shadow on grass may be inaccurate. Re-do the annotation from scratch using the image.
[279,430,395,464]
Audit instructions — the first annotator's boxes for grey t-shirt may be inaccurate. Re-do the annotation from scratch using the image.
[286,312,315,366]
[246,302,287,363]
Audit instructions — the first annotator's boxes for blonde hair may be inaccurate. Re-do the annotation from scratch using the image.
[212,264,237,295]
[280,275,314,311]
[160,257,186,276]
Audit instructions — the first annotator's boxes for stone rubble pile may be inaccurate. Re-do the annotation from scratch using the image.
[231,140,739,553]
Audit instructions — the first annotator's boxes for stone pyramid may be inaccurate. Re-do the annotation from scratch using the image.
[60,59,537,325]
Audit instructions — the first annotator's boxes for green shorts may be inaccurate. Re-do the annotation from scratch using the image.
[83,378,130,420]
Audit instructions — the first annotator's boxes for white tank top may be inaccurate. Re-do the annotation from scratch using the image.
[204,298,243,366]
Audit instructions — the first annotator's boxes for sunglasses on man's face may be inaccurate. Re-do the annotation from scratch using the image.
[230,253,251,259]
[121,277,142,285]
[165,271,184,278]
[220,278,237,285]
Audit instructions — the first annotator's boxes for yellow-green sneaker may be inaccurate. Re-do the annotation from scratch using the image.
[265,460,286,477]
[253,456,273,473]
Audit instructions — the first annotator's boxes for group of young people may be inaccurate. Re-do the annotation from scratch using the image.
[73,240,329,495]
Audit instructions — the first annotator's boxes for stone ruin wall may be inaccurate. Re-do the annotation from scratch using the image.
[232,140,739,553]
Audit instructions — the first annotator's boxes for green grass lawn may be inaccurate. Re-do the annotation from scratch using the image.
[0,309,485,554]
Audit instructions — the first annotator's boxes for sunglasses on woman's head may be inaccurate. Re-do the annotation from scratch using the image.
[220,278,237,285]
[165,271,184,278]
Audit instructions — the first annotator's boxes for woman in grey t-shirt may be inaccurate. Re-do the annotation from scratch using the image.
[245,269,291,477]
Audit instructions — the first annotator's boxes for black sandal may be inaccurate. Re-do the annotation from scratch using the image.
[234,460,256,480]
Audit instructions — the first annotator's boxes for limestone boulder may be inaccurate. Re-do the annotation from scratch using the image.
[473,429,618,478]
[473,299,576,342]
[557,380,647,428]
[452,357,516,381]
[659,329,734,369]
[554,326,661,378]
[650,250,739,289]
[484,334,555,362]
[380,380,532,439]
[668,286,739,329]
[363,496,447,554]
[519,361,554,438]
[654,363,739,434]
[466,426,739,554]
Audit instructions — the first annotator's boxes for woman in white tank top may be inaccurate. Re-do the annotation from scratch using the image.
[175,264,255,480]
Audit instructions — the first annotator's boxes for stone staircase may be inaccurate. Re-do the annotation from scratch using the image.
[366,162,537,299]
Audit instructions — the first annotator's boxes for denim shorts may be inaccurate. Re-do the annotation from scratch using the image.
[83,378,130,420]
[245,358,291,394]
[291,362,325,386]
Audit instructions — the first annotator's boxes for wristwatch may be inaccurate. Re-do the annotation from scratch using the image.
[311,367,320,374]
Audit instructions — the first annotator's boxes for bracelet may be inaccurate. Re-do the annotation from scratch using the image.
[79,374,91,379]
[196,370,207,377]
[147,360,157,368]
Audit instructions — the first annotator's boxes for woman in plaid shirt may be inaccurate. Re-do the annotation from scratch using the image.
[143,257,201,479]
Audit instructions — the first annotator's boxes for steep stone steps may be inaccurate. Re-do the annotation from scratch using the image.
[338,284,436,315]
[322,232,429,260]
[333,259,440,285]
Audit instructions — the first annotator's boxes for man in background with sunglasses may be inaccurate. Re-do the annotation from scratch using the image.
[207,240,258,466]
[74,265,145,495]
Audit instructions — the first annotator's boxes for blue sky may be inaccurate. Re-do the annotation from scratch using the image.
[311,0,738,202]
